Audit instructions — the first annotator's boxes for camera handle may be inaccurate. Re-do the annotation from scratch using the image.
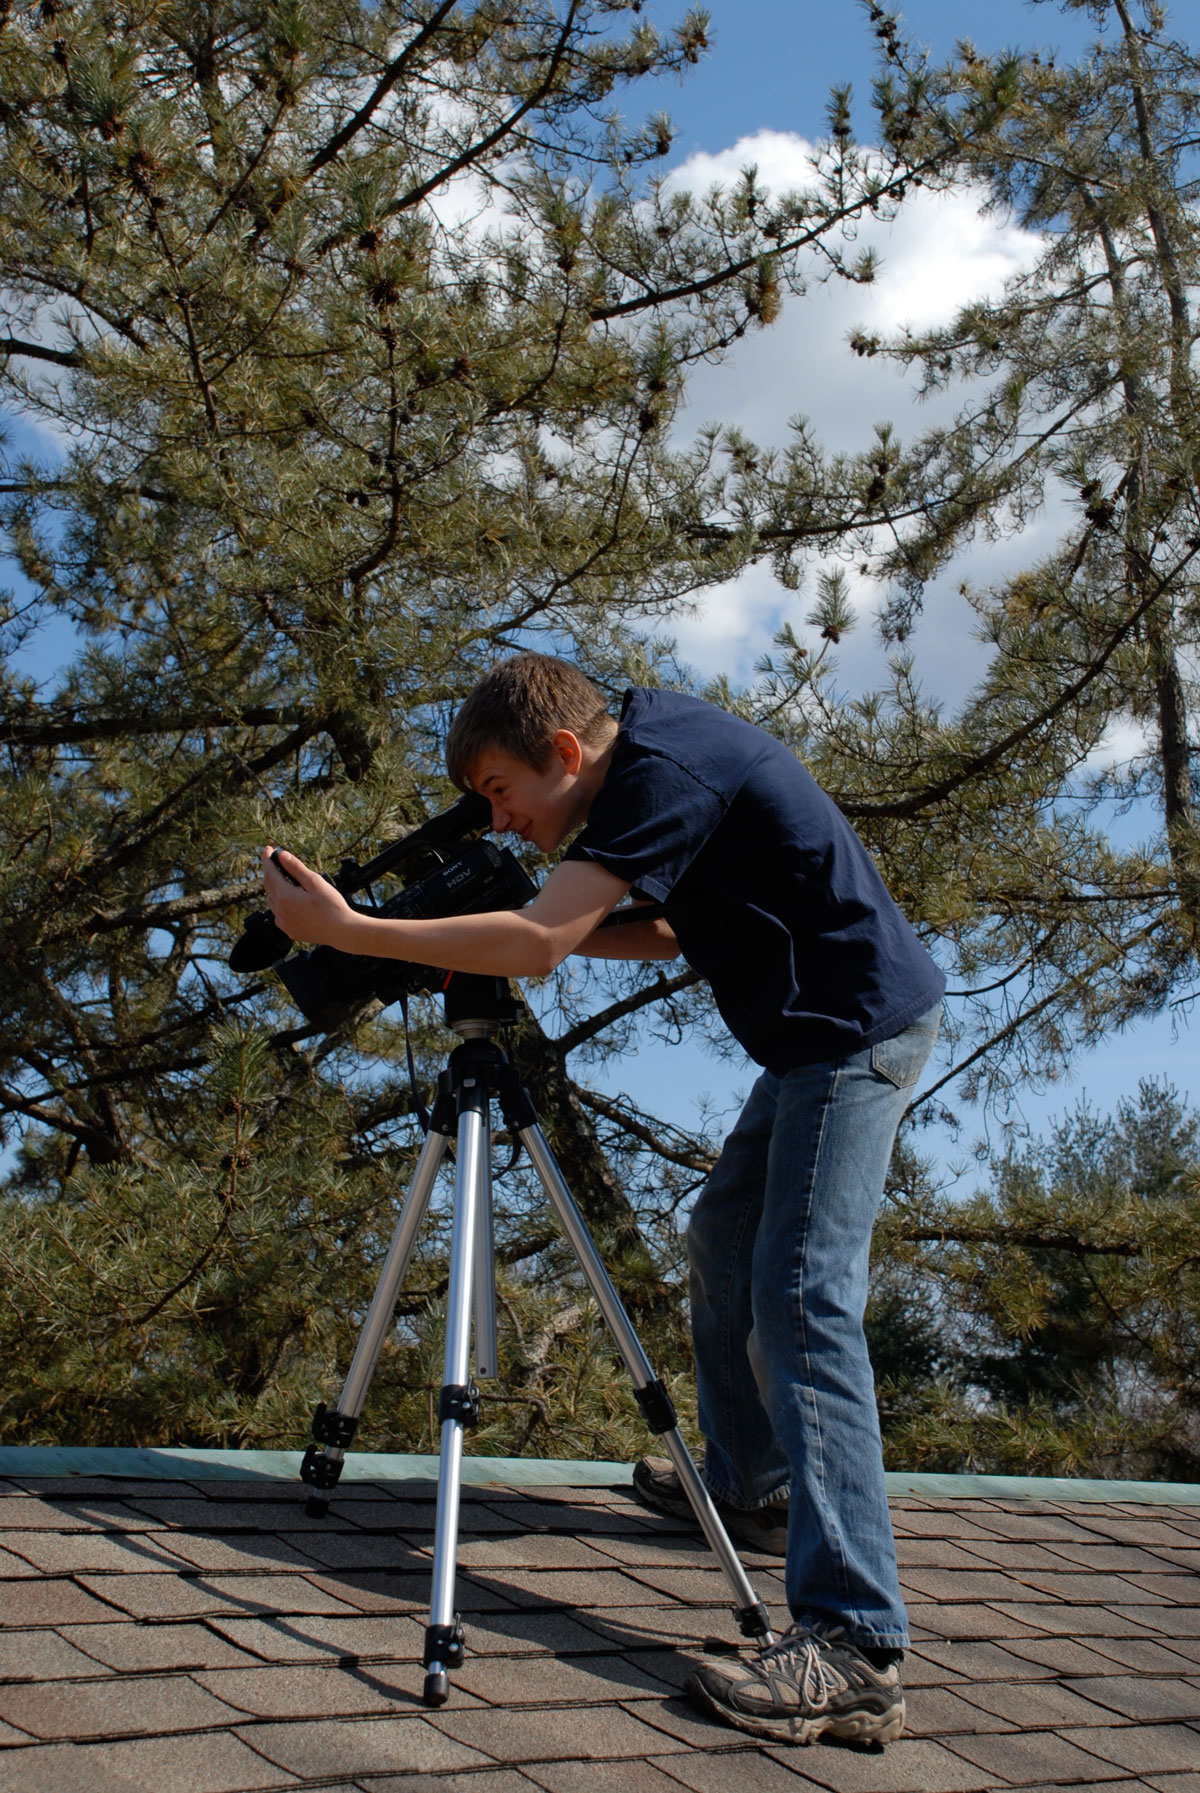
[298,976,775,1706]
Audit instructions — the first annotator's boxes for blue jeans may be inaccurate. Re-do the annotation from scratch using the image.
[686,1005,940,1650]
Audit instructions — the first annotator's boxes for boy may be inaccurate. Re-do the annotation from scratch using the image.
[263,652,944,1747]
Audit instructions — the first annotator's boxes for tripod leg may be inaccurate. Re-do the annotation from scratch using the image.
[472,1128,499,1379]
[518,1121,775,1646]
[423,1087,488,1706]
[301,1127,449,1514]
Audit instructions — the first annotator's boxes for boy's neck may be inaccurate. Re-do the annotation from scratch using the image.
[577,717,619,809]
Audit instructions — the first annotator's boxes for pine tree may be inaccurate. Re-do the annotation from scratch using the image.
[0,0,940,1447]
[876,1080,1200,1479]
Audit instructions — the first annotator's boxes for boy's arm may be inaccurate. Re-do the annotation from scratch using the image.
[263,848,633,979]
[575,904,680,961]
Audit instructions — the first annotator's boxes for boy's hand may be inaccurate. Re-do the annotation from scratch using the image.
[262,847,355,948]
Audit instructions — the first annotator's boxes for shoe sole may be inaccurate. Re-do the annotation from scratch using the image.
[687,1670,905,1746]
[632,1471,788,1557]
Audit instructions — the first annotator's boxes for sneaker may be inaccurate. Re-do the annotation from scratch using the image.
[687,1622,906,1746]
[632,1455,789,1556]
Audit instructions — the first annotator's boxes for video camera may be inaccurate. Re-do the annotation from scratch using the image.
[228,791,537,1031]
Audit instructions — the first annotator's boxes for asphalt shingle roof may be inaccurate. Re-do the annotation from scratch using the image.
[0,1456,1197,1792]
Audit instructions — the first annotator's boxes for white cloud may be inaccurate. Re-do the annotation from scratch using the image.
[657,131,1048,696]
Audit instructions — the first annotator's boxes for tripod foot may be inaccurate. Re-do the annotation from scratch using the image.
[304,1495,330,1519]
[423,1670,450,1707]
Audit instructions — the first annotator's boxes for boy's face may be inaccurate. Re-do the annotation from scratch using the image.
[470,731,590,853]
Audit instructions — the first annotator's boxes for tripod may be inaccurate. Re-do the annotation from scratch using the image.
[299,973,775,1707]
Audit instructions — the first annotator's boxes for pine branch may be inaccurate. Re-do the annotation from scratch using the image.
[554,969,699,1055]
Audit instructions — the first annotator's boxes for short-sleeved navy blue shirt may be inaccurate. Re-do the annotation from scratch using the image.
[564,687,945,1073]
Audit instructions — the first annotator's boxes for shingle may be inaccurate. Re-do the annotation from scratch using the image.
[1083,1634,1200,1674]
[427,1701,690,1761]
[0,1548,41,1578]
[988,1783,1159,1792]
[452,1649,674,1705]
[0,1500,143,1533]
[577,1533,718,1570]
[116,1498,343,1532]
[147,1531,333,1573]
[524,1760,697,1793]
[370,1774,540,1793]
[1140,1544,1200,1571]
[903,1685,1017,1735]
[1124,1606,1200,1636]
[482,1500,659,1535]
[1062,1722,1200,1773]
[449,1534,628,1572]
[72,1570,364,1621]
[194,1660,467,1718]
[943,1728,1131,1783]
[0,1630,108,1681]
[613,1690,761,1752]
[0,1530,187,1574]
[901,1568,1051,1603]
[1015,1569,1179,1605]
[0,1740,169,1793]
[234,1714,493,1777]
[1001,1634,1154,1676]
[1061,1674,1200,1722]
[58,1620,263,1672]
[0,1730,298,1792]
[326,1498,440,1530]
[956,1677,1129,1730]
[953,1510,1104,1544]
[886,1511,998,1542]
[1039,1540,1190,1574]
[926,1539,1072,1572]
[906,1639,1054,1682]
[468,1566,671,1608]
[301,1567,518,1614]
[206,1611,422,1664]
[451,1609,611,1658]
[1112,1574,1200,1605]
[0,1579,126,1627]
[568,1601,757,1648]
[903,1601,1047,1640]
[774,1736,1002,1792]
[0,1478,203,1500]
[0,1672,242,1740]
[644,1747,824,1791]
[1069,1517,1198,1549]
[988,1601,1165,1637]
[268,1529,429,1572]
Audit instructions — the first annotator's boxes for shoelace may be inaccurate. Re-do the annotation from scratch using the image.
[757,1630,844,1711]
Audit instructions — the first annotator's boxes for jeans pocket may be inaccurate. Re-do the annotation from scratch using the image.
[870,1006,941,1089]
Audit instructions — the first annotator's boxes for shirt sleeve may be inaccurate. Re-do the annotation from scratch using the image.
[562,740,726,902]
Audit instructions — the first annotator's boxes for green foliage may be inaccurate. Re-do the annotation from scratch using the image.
[876,1079,1200,1478]
[0,0,931,1451]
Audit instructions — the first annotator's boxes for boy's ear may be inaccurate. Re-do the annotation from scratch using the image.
[549,728,583,774]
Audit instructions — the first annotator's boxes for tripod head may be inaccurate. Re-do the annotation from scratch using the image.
[441,973,523,1037]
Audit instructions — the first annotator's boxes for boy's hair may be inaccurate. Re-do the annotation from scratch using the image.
[446,653,612,790]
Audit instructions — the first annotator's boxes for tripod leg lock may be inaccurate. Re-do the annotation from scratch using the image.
[438,1381,482,1427]
[311,1402,359,1448]
[299,1444,344,1491]
[634,1377,677,1435]
[423,1618,465,1670]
